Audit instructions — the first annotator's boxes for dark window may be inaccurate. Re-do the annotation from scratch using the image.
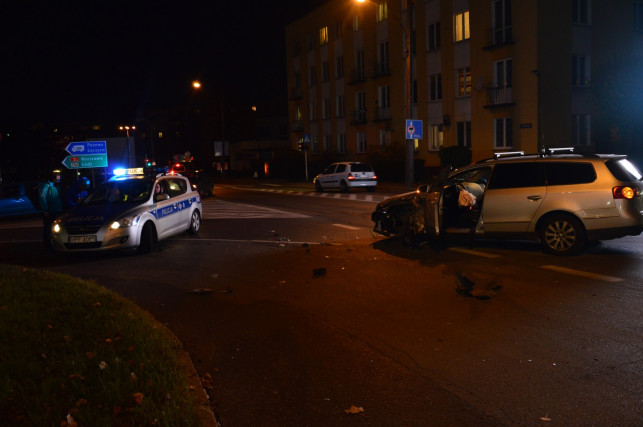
[350,163,373,172]
[545,162,596,185]
[336,164,347,173]
[488,163,544,189]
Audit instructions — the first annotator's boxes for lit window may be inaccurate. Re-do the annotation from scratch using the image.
[429,124,443,151]
[353,15,361,31]
[296,106,302,121]
[454,11,470,42]
[457,67,472,96]
[376,1,388,22]
[319,26,329,45]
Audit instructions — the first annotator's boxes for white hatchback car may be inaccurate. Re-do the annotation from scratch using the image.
[313,162,377,192]
[51,171,201,253]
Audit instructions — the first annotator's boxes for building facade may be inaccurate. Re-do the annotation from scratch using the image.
[285,0,643,179]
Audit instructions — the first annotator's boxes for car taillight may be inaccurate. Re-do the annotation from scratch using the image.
[347,173,354,180]
[372,174,377,180]
[613,186,638,199]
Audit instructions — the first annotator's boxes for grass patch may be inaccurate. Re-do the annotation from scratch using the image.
[0,264,203,426]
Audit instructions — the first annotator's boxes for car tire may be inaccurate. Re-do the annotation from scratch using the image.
[340,181,349,193]
[187,210,201,234]
[539,214,586,255]
[315,181,323,192]
[138,222,157,254]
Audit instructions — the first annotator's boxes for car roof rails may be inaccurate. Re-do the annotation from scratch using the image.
[541,147,575,156]
[493,151,525,159]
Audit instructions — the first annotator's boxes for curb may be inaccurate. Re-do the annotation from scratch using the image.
[180,350,220,426]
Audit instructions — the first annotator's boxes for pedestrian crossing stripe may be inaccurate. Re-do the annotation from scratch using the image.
[200,199,308,219]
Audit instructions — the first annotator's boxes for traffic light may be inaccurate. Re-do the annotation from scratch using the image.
[297,139,304,151]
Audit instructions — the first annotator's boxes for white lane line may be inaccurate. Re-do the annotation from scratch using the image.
[332,224,361,230]
[540,265,623,282]
[174,238,321,245]
[449,247,500,258]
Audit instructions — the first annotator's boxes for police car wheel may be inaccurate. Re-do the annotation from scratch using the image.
[187,210,201,234]
[138,222,157,254]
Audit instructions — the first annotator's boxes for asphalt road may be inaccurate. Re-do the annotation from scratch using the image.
[0,182,641,425]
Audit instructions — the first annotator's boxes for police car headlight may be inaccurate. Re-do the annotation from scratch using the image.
[110,216,139,229]
[52,221,61,234]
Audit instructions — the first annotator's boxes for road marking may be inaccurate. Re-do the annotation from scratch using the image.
[174,237,321,245]
[540,265,623,282]
[201,199,308,219]
[332,224,361,230]
[449,247,500,258]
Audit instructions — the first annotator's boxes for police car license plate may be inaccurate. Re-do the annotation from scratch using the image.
[69,235,97,244]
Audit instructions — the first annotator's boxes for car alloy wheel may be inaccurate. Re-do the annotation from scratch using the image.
[539,214,586,255]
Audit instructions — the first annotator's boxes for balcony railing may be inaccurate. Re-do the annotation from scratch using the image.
[485,86,514,107]
[483,26,514,49]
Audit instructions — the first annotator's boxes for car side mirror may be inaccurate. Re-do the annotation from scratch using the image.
[416,184,430,193]
[154,193,170,202]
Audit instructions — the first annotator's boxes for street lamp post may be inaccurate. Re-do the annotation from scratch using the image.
[118,125,136,167]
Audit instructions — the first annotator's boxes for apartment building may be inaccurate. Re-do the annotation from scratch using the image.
[285,0,643,177]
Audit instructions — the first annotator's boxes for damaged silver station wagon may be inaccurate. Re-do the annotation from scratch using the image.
[372,149,643,255]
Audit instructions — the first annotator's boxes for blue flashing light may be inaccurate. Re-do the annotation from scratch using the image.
[113,168,127,176]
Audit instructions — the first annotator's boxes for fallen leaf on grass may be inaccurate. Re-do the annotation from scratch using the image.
[133,392,144,405]
[344,405,365,414]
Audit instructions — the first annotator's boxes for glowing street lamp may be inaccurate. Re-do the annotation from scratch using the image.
[192,80,202,90]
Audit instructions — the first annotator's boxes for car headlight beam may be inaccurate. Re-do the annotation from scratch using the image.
[110,216,139,230]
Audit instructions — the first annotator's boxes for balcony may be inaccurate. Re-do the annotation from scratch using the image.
[483,26,514,50]
[484,86,515,108]
[349,109,367,125]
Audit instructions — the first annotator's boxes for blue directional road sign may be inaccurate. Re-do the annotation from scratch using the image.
[405,120,423,139]
[65,141,107,155]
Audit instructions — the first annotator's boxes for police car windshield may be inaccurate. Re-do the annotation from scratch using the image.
[81,181,153,206]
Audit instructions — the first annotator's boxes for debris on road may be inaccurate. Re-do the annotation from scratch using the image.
[189,287,233,295]
[344,405,365,414]
[455,272,503,299]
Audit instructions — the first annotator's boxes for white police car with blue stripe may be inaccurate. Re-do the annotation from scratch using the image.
[51,169,202,253]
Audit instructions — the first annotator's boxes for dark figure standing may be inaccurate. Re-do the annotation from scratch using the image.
[39,172,63,250]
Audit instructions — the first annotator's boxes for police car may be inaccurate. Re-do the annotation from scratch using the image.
[51,168,202,253]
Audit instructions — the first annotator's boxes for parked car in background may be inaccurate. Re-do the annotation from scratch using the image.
[373,149,643,255]
[0,181,41,218]
[313,162,377,192]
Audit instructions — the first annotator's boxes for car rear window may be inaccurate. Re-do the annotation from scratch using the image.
[350,163,373,172]
[488,163,544,189]
[545,162,596,185]
[605,159,643,182]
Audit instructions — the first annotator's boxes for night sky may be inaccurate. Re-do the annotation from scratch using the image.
[0,1,325,128]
